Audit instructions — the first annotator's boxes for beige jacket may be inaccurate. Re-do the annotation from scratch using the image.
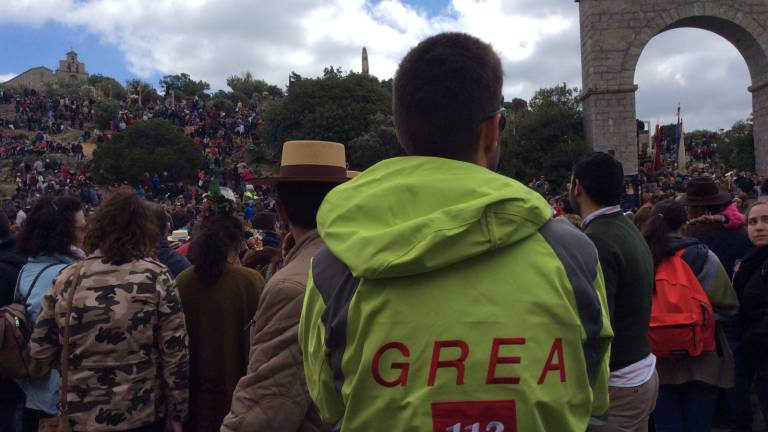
[221,231,326,432]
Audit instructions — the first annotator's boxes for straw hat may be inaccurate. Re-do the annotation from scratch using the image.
[253,141,358,184]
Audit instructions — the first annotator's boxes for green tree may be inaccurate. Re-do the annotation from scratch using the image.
[211,97,235,115]
[88,74,127,100]
[92,119,202,185]
[499,84,588,188]
[347,113,403,169]
[504,98,528,114]
[159,73,210,97]
[718,120,754,170]
[125,79,158,105]
[262,70,391,160]
[226,71,270,99]
[93,100,119,129]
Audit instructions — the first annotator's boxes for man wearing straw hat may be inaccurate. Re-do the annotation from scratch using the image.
[300,32,612,431]
[221,140,355,432]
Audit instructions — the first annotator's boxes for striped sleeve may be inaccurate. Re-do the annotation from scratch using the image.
[696,250,739,319]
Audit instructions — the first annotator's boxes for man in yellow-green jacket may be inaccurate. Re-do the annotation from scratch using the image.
[299,32,613,432]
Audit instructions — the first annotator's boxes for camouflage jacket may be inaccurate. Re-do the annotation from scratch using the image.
[28,254,189,431]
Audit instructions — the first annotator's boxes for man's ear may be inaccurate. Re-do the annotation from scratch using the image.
[572,178,582,196]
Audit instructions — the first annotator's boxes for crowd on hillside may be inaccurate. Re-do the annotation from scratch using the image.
[3,32,768,432]
[0,85,274,234]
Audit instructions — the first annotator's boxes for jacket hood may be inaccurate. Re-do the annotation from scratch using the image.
[663,236,702,256]
[316,156,552,279]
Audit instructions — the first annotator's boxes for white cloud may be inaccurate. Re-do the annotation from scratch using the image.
[0,73,18,83]
[0,0,755,130]
[0,0,576,91]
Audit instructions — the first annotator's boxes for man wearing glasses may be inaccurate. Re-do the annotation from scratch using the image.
[300,32,613,431]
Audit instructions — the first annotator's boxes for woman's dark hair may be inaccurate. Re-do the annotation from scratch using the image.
[17,196,82,258]
[633,206,653,231]
[641,199,688,269]
[84,191,158,265]
[187,214,244,284]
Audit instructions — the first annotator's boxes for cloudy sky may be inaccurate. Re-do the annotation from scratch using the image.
[0,0,753,131]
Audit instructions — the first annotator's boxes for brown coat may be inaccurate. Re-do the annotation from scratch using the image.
[220,231,326,432]
[176,264,264,432]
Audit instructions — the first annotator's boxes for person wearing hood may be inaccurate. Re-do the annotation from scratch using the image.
[0,210,27,432]
[299,32,612,432]
[641,199,738,431]
[731,200,768,429]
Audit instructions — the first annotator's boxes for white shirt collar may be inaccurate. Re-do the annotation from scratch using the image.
[581,205,623,229]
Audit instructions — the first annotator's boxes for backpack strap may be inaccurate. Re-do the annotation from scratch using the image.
[57,261,83,429]
[19,262,64,301]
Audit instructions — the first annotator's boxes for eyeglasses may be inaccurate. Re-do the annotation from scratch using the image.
[481,107,506,133]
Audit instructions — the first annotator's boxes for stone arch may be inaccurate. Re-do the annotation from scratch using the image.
[578,0,768,174]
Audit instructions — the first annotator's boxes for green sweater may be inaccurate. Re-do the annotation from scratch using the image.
[584,211,654,370]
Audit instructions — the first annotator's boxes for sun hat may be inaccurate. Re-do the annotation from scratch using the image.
[252,141,358,184]
[677,176,731,207]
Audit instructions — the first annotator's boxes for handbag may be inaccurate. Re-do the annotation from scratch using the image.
[38,262,84,432]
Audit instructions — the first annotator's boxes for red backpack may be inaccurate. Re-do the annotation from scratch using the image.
[648,248,716,357]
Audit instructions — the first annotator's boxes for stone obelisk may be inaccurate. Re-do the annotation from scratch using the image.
[362,47,369,75]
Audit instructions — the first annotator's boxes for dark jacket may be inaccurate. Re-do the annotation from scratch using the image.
[686,222,751,278]
[0,237,26,306]
[732,246,768,372]
[0,237,26,403]
[157,238,192,278]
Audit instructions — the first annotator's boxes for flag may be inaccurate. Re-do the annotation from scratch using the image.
[653,123,662,173]
[678,119,686,175]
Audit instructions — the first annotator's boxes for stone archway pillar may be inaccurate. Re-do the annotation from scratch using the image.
[581,86,639,175]
[751,81,768,175]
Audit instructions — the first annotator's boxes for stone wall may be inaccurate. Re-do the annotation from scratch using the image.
[1,67,56,91]
[578,0,768,174]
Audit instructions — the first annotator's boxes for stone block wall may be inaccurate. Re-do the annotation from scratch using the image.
[578,0,768,174]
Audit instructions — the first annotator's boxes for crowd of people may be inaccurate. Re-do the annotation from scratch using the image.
[0,32,767,432]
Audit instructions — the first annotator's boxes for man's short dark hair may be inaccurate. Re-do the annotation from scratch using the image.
[251,212,276,231]
[393,32,503,161]
[276,182,337,230]
[573,152,624,206]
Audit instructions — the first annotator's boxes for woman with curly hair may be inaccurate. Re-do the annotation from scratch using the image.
[176,213,263,432]
[14,196,84,431]
[28,190,189,432]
